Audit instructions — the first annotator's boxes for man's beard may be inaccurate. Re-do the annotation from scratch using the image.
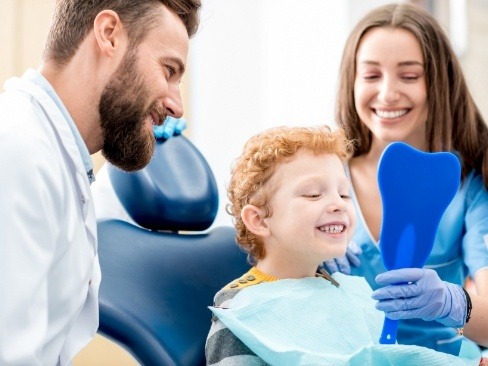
[99,50,165,172]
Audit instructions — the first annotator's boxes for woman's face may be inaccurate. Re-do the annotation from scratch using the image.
[354,27,428,151]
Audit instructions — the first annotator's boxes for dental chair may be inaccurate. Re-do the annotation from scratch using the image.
[96,135,250,366]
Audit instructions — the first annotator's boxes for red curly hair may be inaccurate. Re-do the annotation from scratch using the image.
[227,125,352,264]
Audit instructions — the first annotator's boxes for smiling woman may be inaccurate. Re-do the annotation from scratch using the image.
[327,2,488,357]
[353,27,429,154]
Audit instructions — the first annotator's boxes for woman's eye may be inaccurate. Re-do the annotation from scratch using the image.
[401,75,419,81]
[362,74,380,81]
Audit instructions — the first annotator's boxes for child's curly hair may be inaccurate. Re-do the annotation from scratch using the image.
[227,125,353,264]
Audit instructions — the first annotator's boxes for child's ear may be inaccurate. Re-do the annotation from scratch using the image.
[241,204,270,237]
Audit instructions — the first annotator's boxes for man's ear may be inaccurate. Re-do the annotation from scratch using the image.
[93,10,125,57]
[241,204,270,237]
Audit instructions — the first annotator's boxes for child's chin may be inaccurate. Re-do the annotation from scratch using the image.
[324,248,348,261]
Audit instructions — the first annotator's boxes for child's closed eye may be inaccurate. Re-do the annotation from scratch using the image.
[303,193,321,198]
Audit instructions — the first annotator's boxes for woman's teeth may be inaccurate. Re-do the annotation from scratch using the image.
[375,109,408,119]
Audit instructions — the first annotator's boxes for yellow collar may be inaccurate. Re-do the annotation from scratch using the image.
[224,267,279,290]
[224,267,340,290]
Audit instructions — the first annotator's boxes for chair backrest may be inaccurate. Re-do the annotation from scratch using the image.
[97,135,250,366]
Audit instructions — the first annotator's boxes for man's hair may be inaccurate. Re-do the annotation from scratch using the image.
[43,0,201,66]
[335,2,488,188]
[227,125,352,264]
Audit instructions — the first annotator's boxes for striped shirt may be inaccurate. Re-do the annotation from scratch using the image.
[205,267,278,365]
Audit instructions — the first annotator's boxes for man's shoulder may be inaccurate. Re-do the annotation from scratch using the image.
[0,88,47,135]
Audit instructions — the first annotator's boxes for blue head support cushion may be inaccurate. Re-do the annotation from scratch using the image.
[107,135,219,231]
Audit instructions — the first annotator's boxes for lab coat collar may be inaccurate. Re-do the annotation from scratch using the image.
[4,70,98,253]
[21,69,95,184]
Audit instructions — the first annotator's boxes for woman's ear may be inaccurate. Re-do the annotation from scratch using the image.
[241,204,270,238]
[93,10,125,57]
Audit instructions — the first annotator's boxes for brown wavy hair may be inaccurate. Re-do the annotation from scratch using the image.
[336,2,488,188]
[43,0,201,66]
[227,126,352,264]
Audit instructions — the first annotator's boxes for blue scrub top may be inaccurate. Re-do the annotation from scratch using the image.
[347,165,488,355]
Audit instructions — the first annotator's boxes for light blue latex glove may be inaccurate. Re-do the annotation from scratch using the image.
[321,241,361,275]
[153,117,187,140]
[372,268,467,328]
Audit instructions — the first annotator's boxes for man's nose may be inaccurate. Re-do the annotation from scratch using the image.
[162,85,183,118]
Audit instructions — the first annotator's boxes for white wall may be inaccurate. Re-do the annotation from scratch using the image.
[188,0,398,228]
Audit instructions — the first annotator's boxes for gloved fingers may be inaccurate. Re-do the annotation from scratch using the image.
[381,307,441,322]
[322,253,354,274]
[374,293,424,312]
[375,298,399,313]
[371,282,423,301]
[345,252,361,268]
[379,308,424,321]
[374,269,456,323]
[375,268,424,286]
[322,259,340,274]
[348,241,362,255]
[374,297,411,318]
[335,255,352,274]
[334,255,351,274]
[345,242,362,268]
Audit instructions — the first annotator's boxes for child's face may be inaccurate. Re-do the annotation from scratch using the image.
[353,27,428,150]
[262,151,356,272]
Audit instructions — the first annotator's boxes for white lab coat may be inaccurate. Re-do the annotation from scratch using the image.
[0,71,101,365]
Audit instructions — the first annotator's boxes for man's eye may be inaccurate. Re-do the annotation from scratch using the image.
[166,65,176,77]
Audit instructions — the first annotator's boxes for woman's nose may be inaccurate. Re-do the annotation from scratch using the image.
[378,77,400,105]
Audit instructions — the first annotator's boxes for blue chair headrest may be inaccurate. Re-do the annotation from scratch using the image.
[107,135,219,231]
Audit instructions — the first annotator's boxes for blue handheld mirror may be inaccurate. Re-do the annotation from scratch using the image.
[377,142,460,344]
